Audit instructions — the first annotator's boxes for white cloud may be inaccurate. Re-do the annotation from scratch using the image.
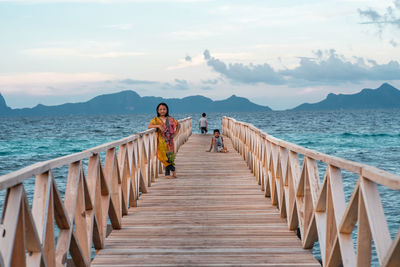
[358,0,400,46]
[21,40,146,59]
[203,49,400,86]
[0,73,122,102]
[23,47,145,58]
[0,72,115,87]
[281,49,400,85]
[295,86,323,95]
[90,51,145,58]
[213,52,250,60]
[119,79,158,85]
[203,50,286,85]
[167,54,205,70]
[167,51,251,71]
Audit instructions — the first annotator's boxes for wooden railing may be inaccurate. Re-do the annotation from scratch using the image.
[222,116,400,267]
[0,117,192,267]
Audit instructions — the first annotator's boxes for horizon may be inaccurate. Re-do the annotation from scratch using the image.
[1,1,400,110]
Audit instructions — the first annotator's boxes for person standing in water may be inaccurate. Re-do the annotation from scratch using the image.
[148,103,180,178]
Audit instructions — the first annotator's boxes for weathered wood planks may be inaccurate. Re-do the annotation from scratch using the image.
[91,134,320,266]
[0,118,192,267]
[222,116,400,267]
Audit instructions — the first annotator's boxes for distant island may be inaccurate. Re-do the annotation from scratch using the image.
[2,83,399,116]
[292,83,400,111]
[0,90,271,116]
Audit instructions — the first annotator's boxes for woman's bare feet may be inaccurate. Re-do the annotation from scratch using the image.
[172,171,177,178]
[165,175,173,179]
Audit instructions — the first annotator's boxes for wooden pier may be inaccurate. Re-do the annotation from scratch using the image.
[91,134,319,266]
[1,116,400,267]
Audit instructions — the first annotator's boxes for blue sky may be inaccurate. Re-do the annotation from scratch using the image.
[1,0,400,110]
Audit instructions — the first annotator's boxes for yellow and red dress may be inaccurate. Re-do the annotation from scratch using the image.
[149,116,179,167]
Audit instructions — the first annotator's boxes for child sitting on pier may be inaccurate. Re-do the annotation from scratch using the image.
[206,129,228,153]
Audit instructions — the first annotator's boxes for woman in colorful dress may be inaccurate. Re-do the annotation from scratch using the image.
[148,103,180,178]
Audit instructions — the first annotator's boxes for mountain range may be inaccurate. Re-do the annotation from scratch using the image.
[0,91,271,116]
[292,83,400,110]
[1,83,400,116]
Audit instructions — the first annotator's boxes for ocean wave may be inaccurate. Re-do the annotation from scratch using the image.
[340,132,400,138]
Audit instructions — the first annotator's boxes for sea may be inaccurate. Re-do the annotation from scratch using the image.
[1,109,399,265]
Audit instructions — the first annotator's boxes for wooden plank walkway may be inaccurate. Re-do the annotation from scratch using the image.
[91,134,320,266]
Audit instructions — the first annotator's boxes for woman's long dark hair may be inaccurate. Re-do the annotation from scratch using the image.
[156,102,169,117]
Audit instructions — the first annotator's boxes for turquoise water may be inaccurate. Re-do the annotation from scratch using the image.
[1,110,399,265]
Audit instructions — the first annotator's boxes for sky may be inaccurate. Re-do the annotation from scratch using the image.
[1,0,400,110]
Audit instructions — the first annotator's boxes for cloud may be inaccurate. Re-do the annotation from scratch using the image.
[359,1,400,32]
[0,72,117,97]
[203,49,286,85]
[281,49,400,85]
[203,50,211,60]
[203,50,249,60]
[359,8,382,23]
[168,51,251,71]
[22,41,145,58]
[23,48,145,58]
[201,86,213,90]
[201,79,219,85]
[203,49,400,86]
[162,79,190,90]
[0,72,114,86]
[174,79,189,90]
[167,53,205,70]
[119,79,158,85]
[390,39,399,47]
[358,1,400,46]
[212,52,250,60]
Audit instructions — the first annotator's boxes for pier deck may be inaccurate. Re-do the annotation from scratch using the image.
[91,134,320,266]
